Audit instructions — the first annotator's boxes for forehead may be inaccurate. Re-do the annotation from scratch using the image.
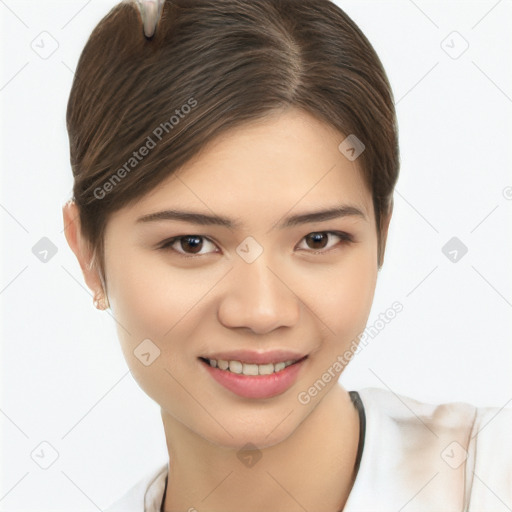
[121,108,373,225]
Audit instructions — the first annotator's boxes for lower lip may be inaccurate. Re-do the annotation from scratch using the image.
[200,357,307,399]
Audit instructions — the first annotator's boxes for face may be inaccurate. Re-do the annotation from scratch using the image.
[99,107,381,449]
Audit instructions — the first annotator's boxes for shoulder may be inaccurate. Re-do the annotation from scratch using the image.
[346,387,512,510]
[358,385,512,444]
[467,402,512,508]
[104,461,168,512]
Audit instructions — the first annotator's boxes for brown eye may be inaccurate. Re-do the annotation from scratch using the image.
[179,235,203,254]
[159,235,218,256]
[297,231,354,254]
[305,232,330,250]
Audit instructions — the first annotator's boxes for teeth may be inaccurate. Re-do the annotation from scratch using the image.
[258,363,274,375]
[229,360,243,374]
[218,359,229,370]
[243,363,259,376]
[207,358,298,375]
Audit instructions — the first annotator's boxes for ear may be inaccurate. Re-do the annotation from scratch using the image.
[377,201,393,269]
[62,200,104,296]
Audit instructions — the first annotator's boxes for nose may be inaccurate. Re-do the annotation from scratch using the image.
[217,253,301,335]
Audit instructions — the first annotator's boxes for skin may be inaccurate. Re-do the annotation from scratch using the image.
[63,106,392,512]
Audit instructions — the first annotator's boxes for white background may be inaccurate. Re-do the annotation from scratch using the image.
[1,1,511,510]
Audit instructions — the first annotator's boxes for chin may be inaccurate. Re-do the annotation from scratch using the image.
[202,424,296,452]
[193,400,313,452]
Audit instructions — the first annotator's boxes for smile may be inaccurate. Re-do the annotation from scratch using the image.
[198,355,309,399]
[199,356,306,376]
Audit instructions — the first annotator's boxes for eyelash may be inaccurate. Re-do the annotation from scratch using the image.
[156,231,354,258]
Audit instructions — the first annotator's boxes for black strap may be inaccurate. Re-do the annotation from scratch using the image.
[161,468,168,512]
[349,390,366,478]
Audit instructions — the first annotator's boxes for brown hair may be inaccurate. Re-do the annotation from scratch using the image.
[66,0,399,289]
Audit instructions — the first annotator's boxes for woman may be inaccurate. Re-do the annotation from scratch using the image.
[62,0,512,510]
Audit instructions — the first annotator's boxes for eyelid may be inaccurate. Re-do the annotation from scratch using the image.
[157,231,355,257]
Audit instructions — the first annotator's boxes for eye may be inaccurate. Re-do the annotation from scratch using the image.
[158,231,354,258]
[296,231,354,254]
[158,235,219,257]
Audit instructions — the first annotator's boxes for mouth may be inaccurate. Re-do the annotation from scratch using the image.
[198,354,309,399]
[198,355,308,376]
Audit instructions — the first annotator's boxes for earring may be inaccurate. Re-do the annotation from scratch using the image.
[93,290,110,310]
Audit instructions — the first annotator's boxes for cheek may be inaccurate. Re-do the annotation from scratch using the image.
[312,246,378,343]
[106,250,221,366]
[105,253,201,413]
[107,248,186,333]
[104,250,177,367]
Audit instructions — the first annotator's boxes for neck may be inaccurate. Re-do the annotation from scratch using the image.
[161,384,360,512]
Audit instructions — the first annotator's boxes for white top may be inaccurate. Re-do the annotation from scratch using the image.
[104,386,512,511]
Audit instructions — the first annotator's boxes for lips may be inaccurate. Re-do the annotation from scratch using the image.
[197,349,310,398]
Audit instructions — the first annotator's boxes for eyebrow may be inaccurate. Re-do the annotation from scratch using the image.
[136,204,367,230]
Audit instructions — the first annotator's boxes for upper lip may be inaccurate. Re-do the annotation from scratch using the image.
[200,350,308,365]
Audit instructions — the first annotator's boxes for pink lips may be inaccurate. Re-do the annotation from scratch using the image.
[199,354,308,399]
